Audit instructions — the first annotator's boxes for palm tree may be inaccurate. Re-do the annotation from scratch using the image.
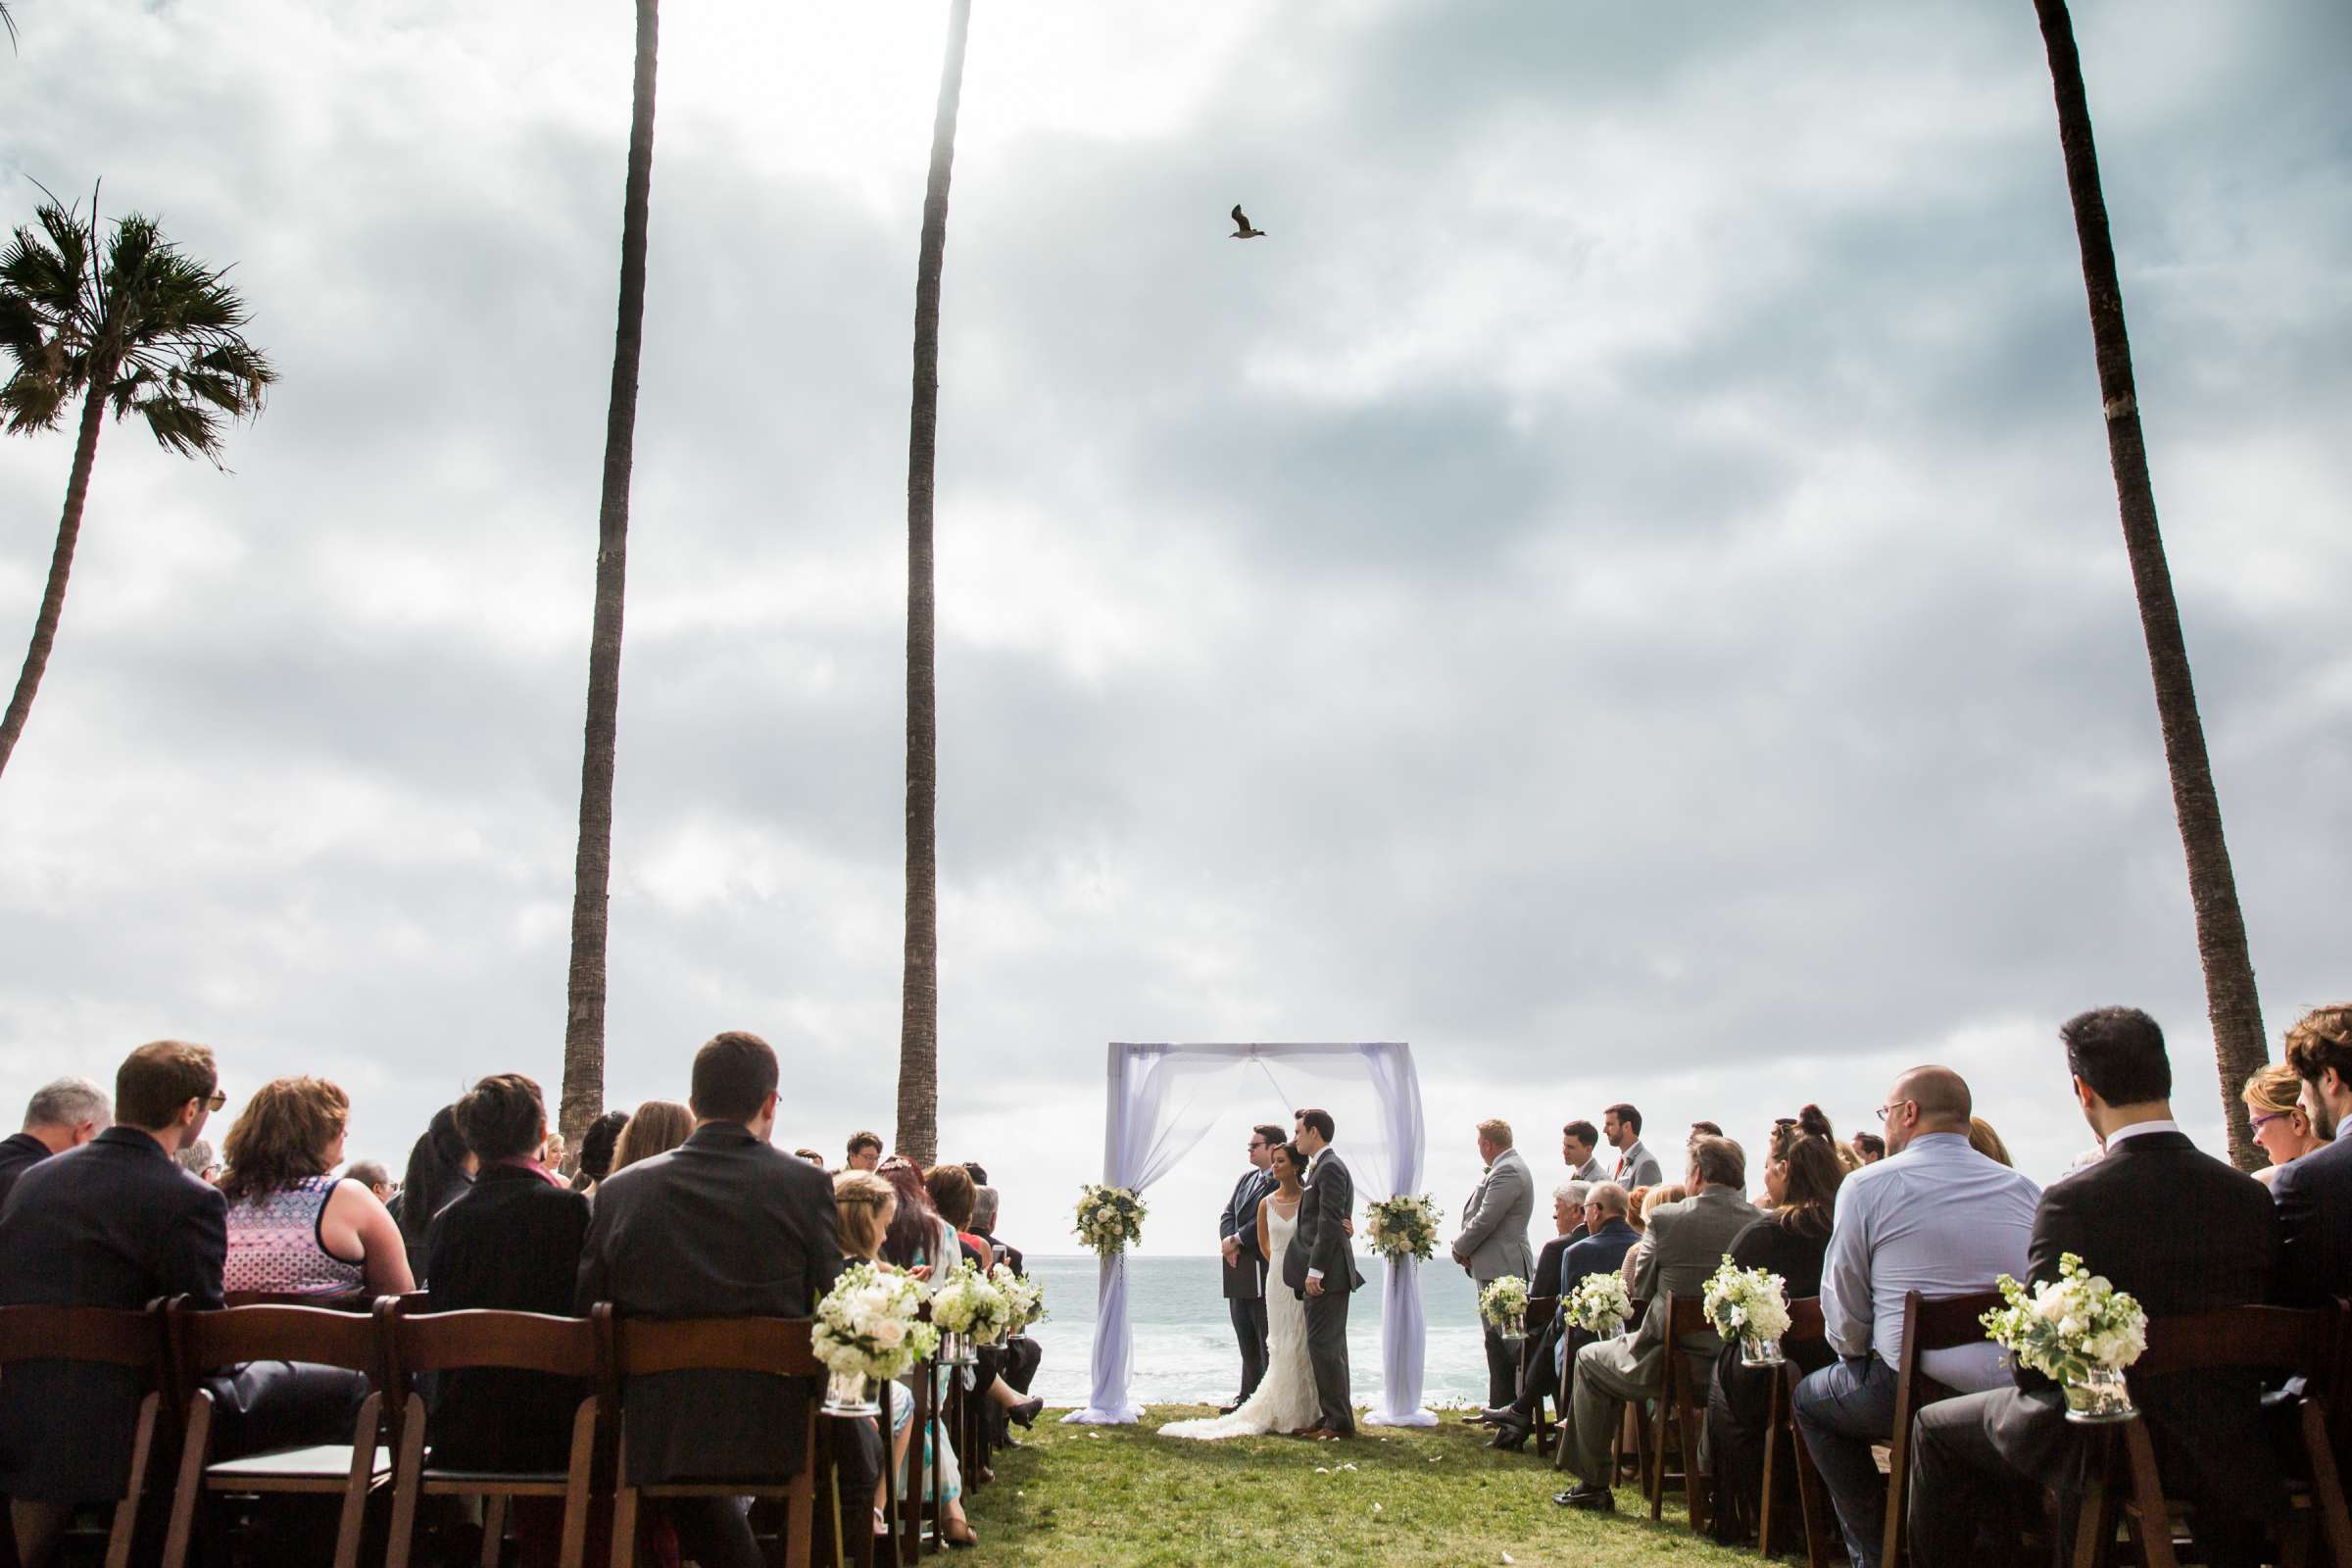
[560,0,661,1145]
[0,193,274,782]
[2031,0,2268,1169]
[897,0,975,1167]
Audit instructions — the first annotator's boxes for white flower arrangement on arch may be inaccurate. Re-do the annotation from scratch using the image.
[1074,1183,1147,1257]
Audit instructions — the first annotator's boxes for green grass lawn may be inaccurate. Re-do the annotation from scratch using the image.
[957,1405,1761,1566]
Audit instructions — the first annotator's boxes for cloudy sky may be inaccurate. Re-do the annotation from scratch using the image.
[2,0,2346,1258]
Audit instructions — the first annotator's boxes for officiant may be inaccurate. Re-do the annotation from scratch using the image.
[1452,1116,1537,1408]
[1217,1123,1286,1411]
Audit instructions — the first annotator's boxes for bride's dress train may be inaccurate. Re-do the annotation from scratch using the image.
[1160,1200,1320,1440]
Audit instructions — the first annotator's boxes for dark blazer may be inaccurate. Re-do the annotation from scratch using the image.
[423,1162,593,1472]
[1535,1232,1578,1299]
[1991,1130,2279,1511]
[1283,1148,1365,1296]
[576,1122,844,1485]
[0,1127,227,1501]
[0,1131,52,1215]
[2270,1132,2352,1307]
[1558,1217,1639,1298]
[1220,1167,1271,1299]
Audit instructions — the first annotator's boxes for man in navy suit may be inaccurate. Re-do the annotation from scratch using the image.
[1218,1123,1281,1411]
[2272,1002,2352,1306]
[0,1041,226,1568]
[0,1076,112,1215]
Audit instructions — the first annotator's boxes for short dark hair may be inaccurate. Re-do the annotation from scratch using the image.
[2060,1007,2173,1106]
[1562,1119,1598,1148]
[2285,1004,2352,1093]
[1853,1132,1886,1159]
[847,1130,884,1158]
[117,1040,218,1131]
[1294,1107,1335,1143]
[576,1108,630,1184]
[1689,1134,1744,1190]
[1604,1102,1642,1135]
[1253,1123,1288,1148]
[691,1031,779,1122]
[961,1161,989,1186]
[1688,1120,1723,1140]
[455,1073,548,1162]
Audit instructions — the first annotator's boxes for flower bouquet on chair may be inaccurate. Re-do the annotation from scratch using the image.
[1479,1275,1532,1342]
[1702,1255,1791,1367]
[1980,1251,2146,1424]
[1564,1271,1634,1339]
[991,1264,1045,1341]
[1362,1194,1443,1263]
[1073,1184,1147,1257]
[812,1261,939,1417]
[928,1260,1011,1367]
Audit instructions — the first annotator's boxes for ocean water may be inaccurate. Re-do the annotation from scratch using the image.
[1019,1254,1490,1410]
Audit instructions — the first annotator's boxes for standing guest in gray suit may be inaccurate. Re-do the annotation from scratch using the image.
[0,1077,111,1215]
[1561,1120,1608,1186]
[1453,1118,1537,1408]
[1553,1137,1760,1512]
[577,1031,844,1568]
[1218,1124,1283,1411]
[1283,1107,1364,1439]
[1603,1103,1664,1190]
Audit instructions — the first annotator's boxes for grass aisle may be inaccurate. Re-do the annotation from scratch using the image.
[958,1404,1762,1566]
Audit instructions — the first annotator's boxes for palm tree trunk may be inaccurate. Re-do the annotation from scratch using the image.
[2032,0,2268,1169]
[0,372,110,781]
[561,0,660,1144]
[898,0,974,1167]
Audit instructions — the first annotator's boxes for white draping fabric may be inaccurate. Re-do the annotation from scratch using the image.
[1063,1042,1434,1427]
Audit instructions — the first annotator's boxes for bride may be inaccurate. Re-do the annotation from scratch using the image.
[1161,1140,1322,1440]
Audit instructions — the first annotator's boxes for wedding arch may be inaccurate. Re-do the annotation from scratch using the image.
[1064,1041,1435,1426]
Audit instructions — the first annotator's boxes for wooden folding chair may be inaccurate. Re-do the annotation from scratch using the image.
[1758,1297,1831,1564]
[891,1357,952,1564]
[380,1299,607,1568]
[1646,1294,1714,1533]
[223,1289,375,1312]
[605,1314,829,1568]
[1880,1290,2003,1568]
[0,1302,172,1568]
[160,1298,394,1568]
[2072,1302,2352,1568]
[1521,1295,1561,1448]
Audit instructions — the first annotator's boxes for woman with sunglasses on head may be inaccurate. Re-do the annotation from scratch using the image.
[2244,1062,2329,1187]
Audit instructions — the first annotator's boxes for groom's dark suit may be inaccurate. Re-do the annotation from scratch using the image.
[1219,1165,1273,1400]
[1283,1146,1366,1435]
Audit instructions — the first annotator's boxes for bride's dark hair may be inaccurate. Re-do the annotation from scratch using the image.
[1273,1140,1307,1180]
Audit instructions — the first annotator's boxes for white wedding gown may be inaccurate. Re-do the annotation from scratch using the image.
[1160,1200,1321,1440]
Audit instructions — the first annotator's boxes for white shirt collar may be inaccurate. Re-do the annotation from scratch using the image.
[2103,1118,2180,1150]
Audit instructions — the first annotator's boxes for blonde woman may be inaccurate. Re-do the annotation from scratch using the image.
[2244,1062,2328,1186]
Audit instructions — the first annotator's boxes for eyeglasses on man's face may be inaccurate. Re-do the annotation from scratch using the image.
[199,1090,227,1112]
[1874,1099,1915,1123]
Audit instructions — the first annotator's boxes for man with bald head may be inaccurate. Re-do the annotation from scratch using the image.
[1792,1065,2038,1568]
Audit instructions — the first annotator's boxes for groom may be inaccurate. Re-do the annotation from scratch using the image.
[1283,1106,1365,1439]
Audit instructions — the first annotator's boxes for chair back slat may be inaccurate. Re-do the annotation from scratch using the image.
[610,1316,821,1379]
[0,1303,161,1369]
[1910,1290,2004,1351]
[1785,1296,1826,1342]
[171,1300,385,1381]
[223,1289,374,1312]
[2133,1303,2332,1378]
[387,1307,599,1379]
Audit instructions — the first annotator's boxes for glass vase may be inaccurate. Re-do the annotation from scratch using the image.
[822,1367,879,1418]
[1497,1310,1526,1342]
[2063,1363,2135,1424]
[1740,1334,1787,1368]
[940,1329,976,1367]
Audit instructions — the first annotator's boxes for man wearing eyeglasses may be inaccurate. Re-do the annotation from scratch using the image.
[0,1041,228,1566]
[1218,1123,1285,1412]
[1791,1065,2038,1568]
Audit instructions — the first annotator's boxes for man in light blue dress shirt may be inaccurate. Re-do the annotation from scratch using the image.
[1792,1065,2039,1568]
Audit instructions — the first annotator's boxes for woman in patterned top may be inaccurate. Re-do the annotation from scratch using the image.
[220,1077,415,1298]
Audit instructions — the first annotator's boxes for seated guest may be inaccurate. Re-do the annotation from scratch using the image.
[925,1161,992,1269]
[971,1185,1023,1275]
[793,1147,828,1167]
[0,1076,112,1212]
[344,1159,395,1203]
[2269,1002,2352,1305]
[1909,1008,2278,1568]
[392,1103,473,1282]
[1554,1143,1759,1508]
[1471,1180,1585,1435]
[1620,1183,1686,1295]
[878,1156,956,1274]
[177,1138,220,1183]
[1793,1066,2037,1568]
[1707,1122,1844,1545]
[424,1074,593,1568]
[845,1130,884,1173]
[609,1099,693,1174]
[577,1032,843,1568]
[1967,1115,2013,1167]
[220,1077,414,1299]
[971,1184,1041,1404]
[568,1107,629,1197]
[1485,1180,1623,1449]
[2243,1061,2327,1189]
[1562,1120,1608,1185]
[0,1042,225,1568]
[829,1173,898,1541]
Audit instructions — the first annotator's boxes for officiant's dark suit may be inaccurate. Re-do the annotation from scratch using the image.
[1906,1123,2278,1568]
[1219,1145,1274,1403]
[1283,1132,1366,1436]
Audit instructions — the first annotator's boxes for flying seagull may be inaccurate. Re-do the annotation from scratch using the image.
[1230,204,1266,239]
